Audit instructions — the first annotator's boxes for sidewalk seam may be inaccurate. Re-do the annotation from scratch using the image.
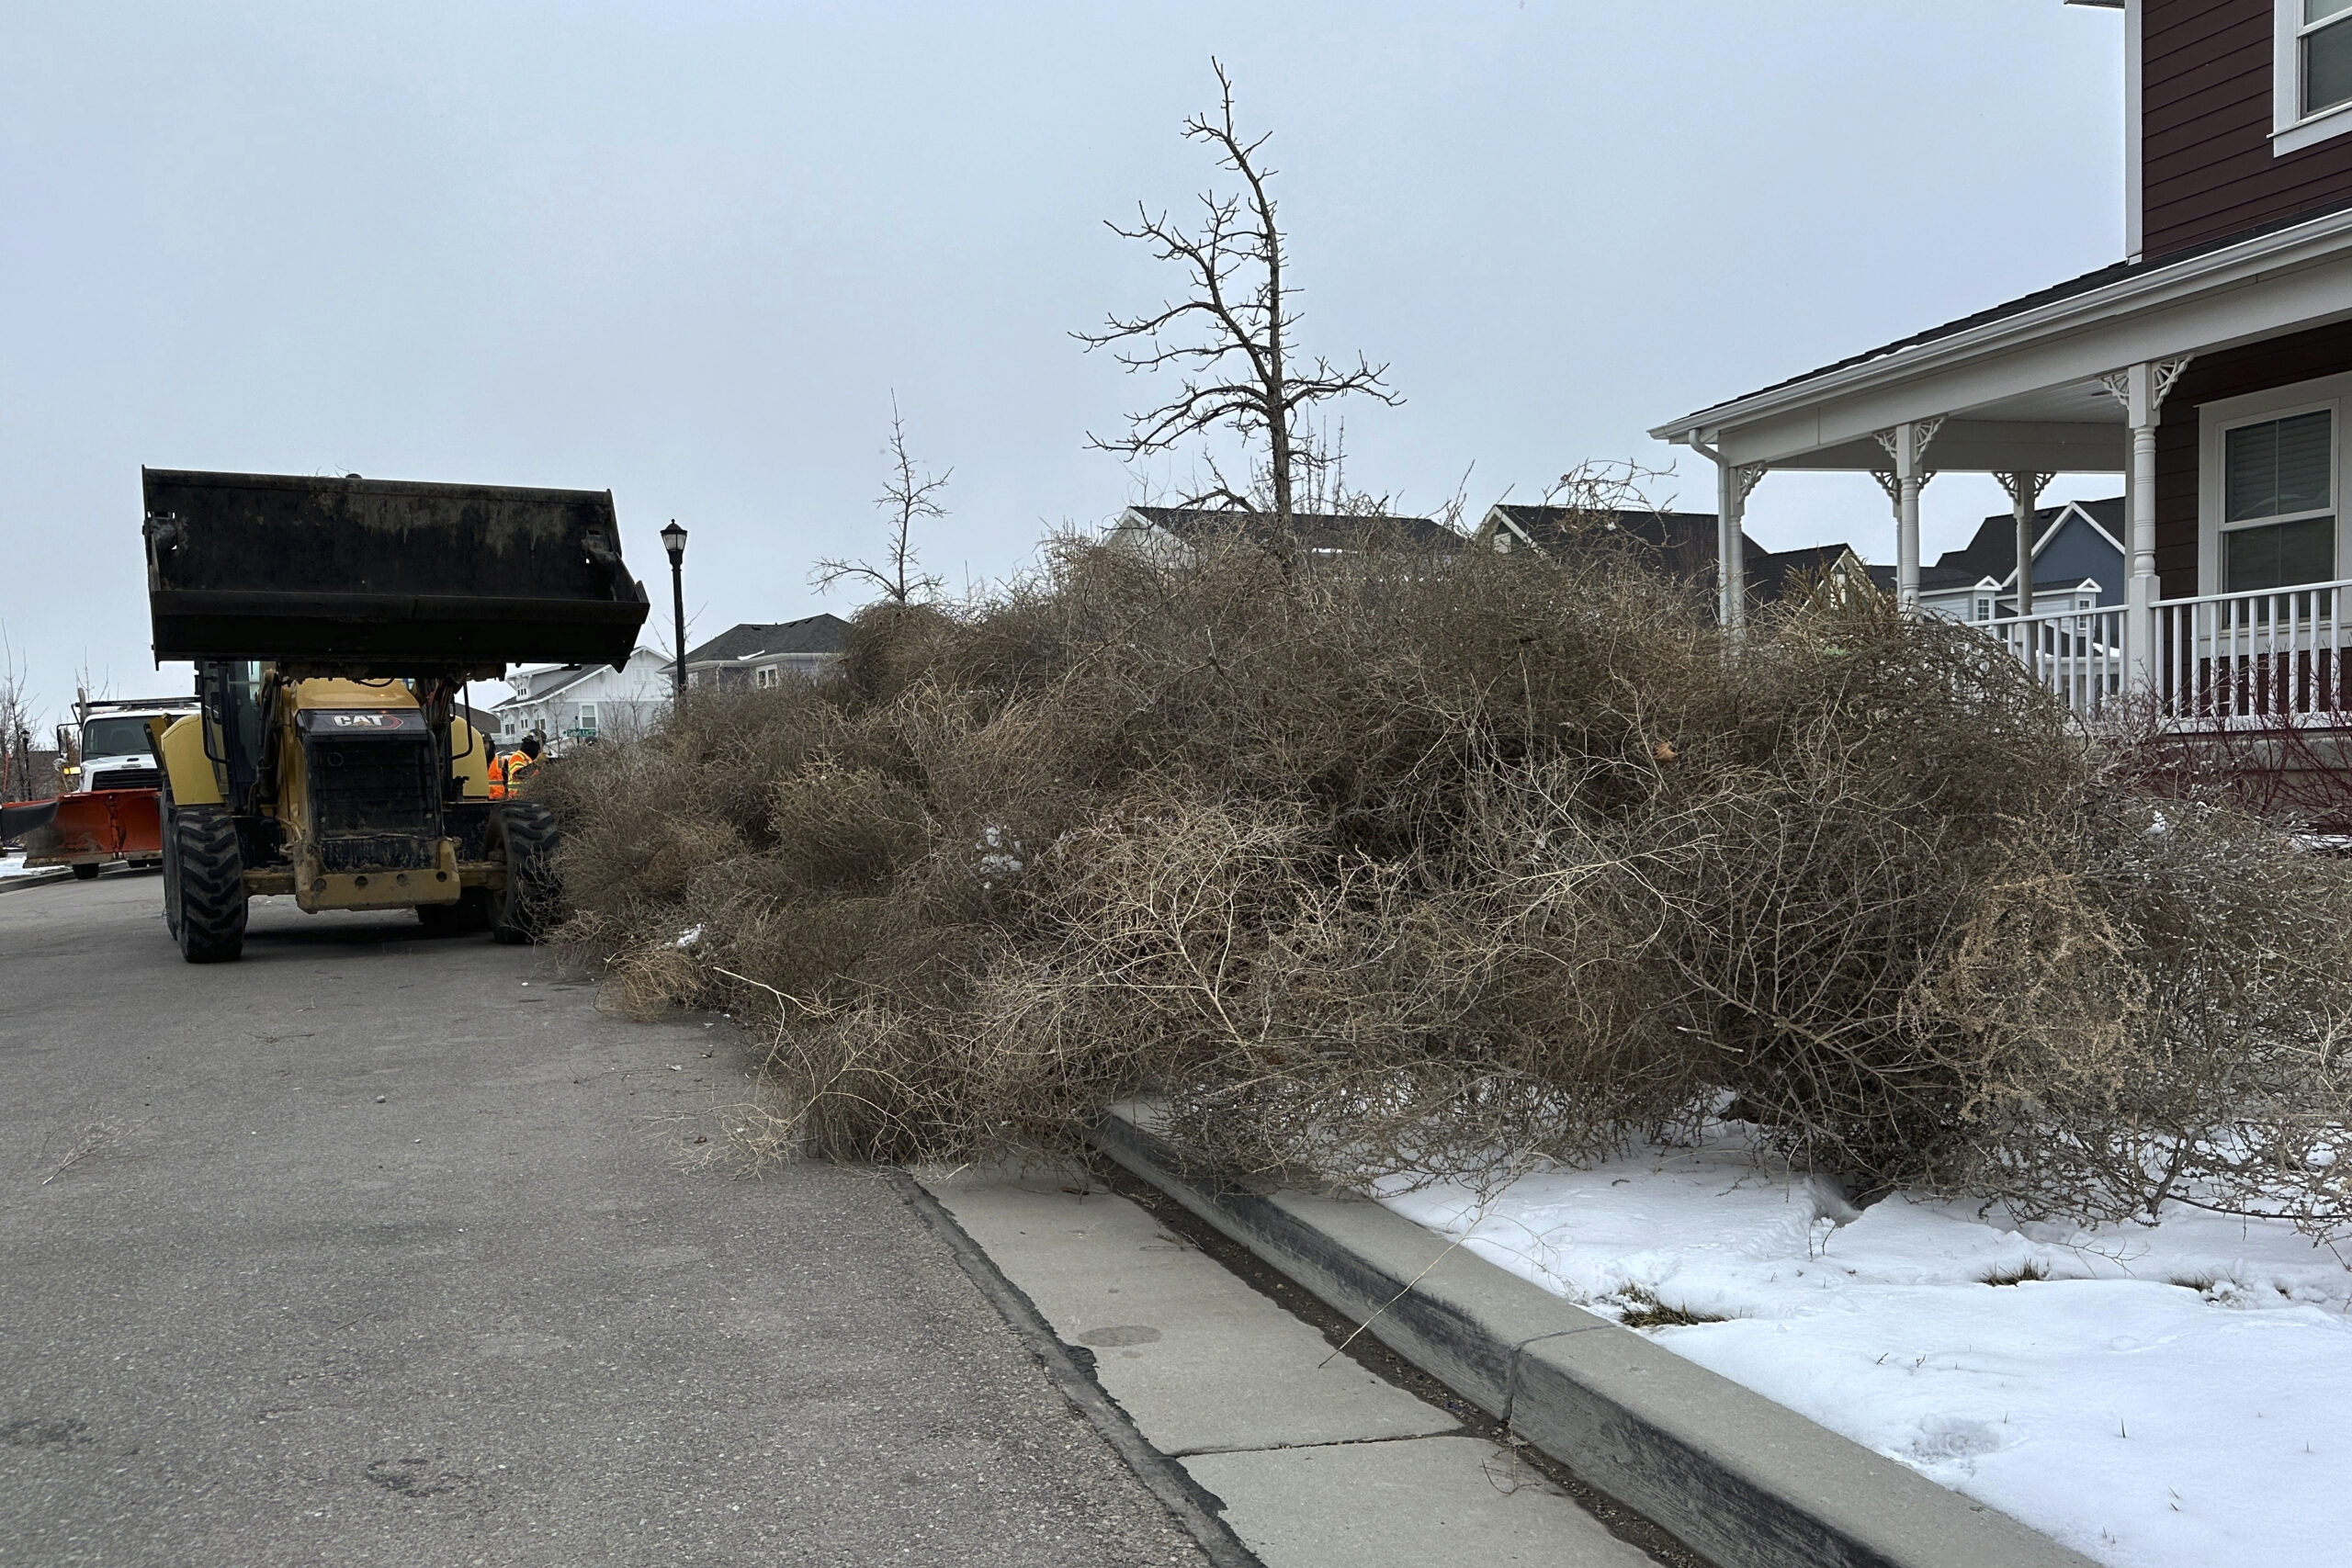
[881,1168,1266,1568]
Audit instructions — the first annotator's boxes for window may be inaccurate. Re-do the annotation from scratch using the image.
[2277,3,2352,150]
[2306,2,2352,118]
[1974,596,1993,623]
[2221,409,2336,592]
[753,664,780,689]
[575,702,597,736]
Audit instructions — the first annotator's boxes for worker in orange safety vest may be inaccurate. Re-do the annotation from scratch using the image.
[488,735,542,801]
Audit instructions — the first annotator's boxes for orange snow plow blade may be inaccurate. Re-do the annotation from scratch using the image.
[19,790,164,868]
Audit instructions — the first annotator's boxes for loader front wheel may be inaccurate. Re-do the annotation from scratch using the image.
[164,805,246,963]
[486,803,560,945]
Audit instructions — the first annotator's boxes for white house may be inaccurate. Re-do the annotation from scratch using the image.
[493,647,673,752]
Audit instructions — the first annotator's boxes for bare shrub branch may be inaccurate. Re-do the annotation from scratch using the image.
[541,539,2352,1236]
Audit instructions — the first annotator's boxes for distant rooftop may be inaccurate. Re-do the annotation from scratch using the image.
[684,615,852,665]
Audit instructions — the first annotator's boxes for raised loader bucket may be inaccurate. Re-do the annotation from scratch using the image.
[143,468,650,672]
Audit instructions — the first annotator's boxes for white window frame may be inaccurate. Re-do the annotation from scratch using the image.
[2274,1,2352,154]
[576,701,598,735]
[753,664,780,689]
[2197,370,2352,592]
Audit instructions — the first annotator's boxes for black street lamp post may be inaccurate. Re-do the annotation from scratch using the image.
[661,521,688,697]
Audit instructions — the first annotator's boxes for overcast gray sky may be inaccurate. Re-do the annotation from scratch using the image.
[2,2,2128,721]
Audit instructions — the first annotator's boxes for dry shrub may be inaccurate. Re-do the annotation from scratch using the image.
[540,533,2352,1234]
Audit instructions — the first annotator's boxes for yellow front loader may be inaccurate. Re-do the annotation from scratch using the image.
[142,468,650,963]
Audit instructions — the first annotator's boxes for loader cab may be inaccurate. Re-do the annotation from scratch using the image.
[196,660,267,809]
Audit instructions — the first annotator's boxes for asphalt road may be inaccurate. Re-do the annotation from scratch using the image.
[0,875,1206,1567]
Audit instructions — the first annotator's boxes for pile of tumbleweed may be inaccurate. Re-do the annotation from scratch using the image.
[540,530,2352,1234]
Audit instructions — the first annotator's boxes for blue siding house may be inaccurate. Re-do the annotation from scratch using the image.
[1915,499,2126,626]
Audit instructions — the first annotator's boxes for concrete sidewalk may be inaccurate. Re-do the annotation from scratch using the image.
[921,1166,1663,1568]
[0,878,1204,1566]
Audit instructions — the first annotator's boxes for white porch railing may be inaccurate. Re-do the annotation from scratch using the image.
[1984,603,2129,717]
[1982,579,2352,723]
[2154,579,2352,722]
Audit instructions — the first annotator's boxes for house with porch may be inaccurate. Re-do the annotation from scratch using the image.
[1653,0,2352,724]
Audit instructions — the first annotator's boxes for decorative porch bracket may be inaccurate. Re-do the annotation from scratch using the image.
[1871,416,1944,612]
[2098,357,2193,694]
[1994,469,2055,615]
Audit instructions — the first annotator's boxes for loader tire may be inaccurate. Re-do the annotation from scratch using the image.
[164,805,246,963]
[486,803,560,945]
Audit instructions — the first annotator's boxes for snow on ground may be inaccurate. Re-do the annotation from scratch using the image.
[1376,1129,2352,1568]
[0,849,46,879]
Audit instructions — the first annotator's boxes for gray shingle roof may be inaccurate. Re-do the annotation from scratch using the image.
[1749,545,1866,606]
[685,615,851,665]
[1491,505,1744,581]
[1928,498,2123,581]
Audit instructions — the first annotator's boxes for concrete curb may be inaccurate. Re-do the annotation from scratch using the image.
[1091,1108,2098,1568]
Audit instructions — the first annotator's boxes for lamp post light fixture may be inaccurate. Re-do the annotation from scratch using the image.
[661,521,688,697]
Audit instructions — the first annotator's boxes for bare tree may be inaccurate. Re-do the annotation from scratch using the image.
[812,396,949,605]
[1078,59,1400,546]
[0,629,40,804]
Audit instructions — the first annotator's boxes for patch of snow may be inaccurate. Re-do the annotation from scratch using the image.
[1376,1127,2352,1568]
[0,850,43,880]
[674,925,704,950]
[976,825,1025,886]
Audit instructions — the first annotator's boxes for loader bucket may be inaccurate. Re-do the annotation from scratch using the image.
[143,468,650,672]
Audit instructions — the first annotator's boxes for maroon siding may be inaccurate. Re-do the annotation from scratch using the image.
[2143,0,2352,259]
[2154,318,2352,597]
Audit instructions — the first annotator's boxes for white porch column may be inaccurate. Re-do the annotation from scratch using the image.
[1697,443,1764,637]
[2101,357,2192,694]
[1996,470,2054,615]
[1720,460,1765,634]
[1873,419,1943,613]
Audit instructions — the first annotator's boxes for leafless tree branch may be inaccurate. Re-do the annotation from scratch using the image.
[812,394,950,605]
[1077,59,1402,550]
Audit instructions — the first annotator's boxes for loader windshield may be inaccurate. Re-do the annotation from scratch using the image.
[80,717,158,761]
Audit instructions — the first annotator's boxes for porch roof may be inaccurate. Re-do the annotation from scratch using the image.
[1649,203,2352,472]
